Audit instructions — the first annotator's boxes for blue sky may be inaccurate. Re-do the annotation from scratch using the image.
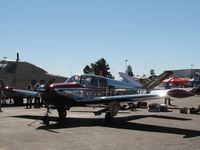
[0,0,200,78]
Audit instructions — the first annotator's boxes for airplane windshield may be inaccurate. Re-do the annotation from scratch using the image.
[66,75,99,87]
[65,75,81,83]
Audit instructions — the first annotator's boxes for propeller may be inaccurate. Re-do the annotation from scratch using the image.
[43,78,56,90]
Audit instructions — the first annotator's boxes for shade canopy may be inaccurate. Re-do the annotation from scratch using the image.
[162,77,189,84]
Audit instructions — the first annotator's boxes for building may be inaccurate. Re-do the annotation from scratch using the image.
[170,69,200,78]
[0,53,67,105]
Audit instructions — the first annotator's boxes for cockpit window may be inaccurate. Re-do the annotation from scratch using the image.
[66,75,81,83]
[66,75,99,87]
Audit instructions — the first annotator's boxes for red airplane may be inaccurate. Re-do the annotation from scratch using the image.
[1,71,194,125]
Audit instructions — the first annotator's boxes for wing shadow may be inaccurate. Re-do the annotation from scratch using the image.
[11,114,199,138]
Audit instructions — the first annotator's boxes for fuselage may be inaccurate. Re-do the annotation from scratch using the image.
[41,74,140,108]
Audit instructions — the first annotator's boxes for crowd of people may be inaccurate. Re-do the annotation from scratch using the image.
[0,81,45,112]
[26,82,43,109]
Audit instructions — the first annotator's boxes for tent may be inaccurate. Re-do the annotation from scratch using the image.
[162,77,189,84]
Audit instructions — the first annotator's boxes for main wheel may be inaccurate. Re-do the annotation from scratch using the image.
[105,112,113,123]
[42,115,50,125]
[58,109,67,123]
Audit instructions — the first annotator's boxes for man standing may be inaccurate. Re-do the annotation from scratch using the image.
[0,82,4,112]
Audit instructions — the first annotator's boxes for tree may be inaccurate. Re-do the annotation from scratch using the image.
[83,58,113,78]
[126,65,134,76]
[83,65,92,74]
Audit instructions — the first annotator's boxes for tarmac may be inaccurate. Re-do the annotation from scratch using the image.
[0,96,200,150]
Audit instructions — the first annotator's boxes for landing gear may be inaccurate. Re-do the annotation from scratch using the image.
[105,112,113,123]
[58,109,67,122]
[104,101,120,123]
[42,114,50,125]
[42,104,67,125]
[42,103,50,125]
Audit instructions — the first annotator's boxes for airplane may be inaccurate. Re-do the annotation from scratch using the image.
[1,71,194,125]
[119,72,195,98]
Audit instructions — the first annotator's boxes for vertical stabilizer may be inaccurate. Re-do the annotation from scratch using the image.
[119,71,173,92]
[118,72,143,88]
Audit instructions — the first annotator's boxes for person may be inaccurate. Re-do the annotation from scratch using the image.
[0,82,5,112]
[164,97,172,105]
[165,83,171,89]
[0,97,2,112]
[26,83,33,109]
[34,83,40,108]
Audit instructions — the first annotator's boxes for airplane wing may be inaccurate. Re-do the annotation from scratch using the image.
[12,89,40,97]
[54,89,161,104]
[1,88,39,98]
[54,86,194,105]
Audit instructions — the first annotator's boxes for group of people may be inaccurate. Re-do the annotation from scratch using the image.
[0,81,44,112]
[26,83,43,109]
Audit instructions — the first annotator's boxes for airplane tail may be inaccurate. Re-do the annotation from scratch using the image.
[119,71,173,92]
[118,72,143,88]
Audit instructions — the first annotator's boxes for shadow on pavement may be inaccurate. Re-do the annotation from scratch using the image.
[11,114,199,138]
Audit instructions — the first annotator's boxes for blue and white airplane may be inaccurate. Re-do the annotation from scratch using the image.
[1,71,194,125]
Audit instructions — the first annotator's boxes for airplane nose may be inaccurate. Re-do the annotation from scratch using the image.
[167,89,195,98]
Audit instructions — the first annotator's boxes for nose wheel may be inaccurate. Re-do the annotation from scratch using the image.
[58,109,67,122]
[42,114,50,125]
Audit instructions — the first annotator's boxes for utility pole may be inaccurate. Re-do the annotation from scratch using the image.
[191,64,194,78]
[125,59,128,73]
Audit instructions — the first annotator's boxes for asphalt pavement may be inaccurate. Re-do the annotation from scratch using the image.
[0,96,200,150]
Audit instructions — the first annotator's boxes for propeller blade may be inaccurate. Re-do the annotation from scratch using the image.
[43,78,55,89]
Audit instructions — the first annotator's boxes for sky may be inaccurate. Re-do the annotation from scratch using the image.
[0,0,200,79]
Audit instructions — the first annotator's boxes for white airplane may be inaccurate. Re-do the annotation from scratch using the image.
[1,71,194,125]
[119,72,195,98]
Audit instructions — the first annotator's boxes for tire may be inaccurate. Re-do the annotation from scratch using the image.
[105,112,113,123]
[42,115,50,125]
[58,109,67,121]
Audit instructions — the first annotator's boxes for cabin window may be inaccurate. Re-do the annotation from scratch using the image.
[90,78,98,87]
[81,76,98,87]
[99,78,107,87]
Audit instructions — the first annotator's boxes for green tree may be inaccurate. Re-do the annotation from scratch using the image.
[83,65,92,74]
[83,58,113,78]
